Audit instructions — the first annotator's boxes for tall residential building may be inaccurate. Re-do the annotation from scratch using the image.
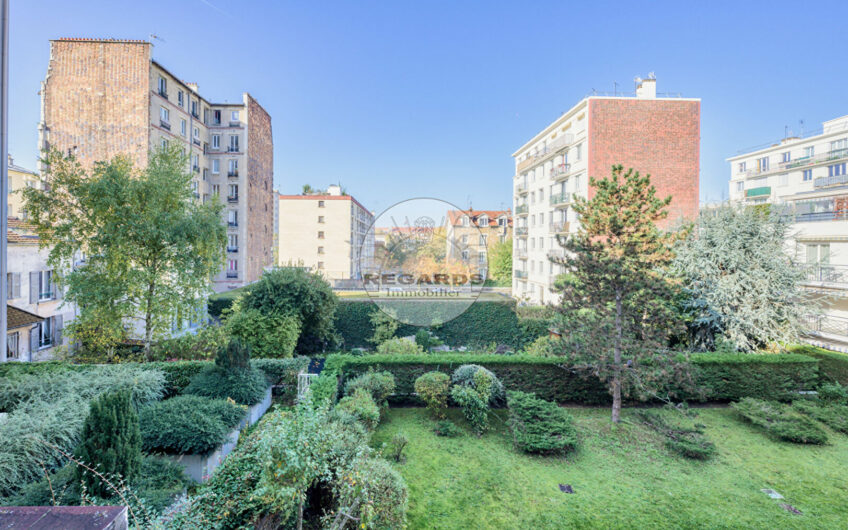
[445,209,513,273]
[7,156,41,219]
[38,38,274,292]
[727,114,848,351]
[277,185,375,282]
[511,76,700,304]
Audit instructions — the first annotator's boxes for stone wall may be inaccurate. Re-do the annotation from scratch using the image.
[245,94,274,283]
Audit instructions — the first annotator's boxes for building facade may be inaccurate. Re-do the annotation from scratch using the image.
[7,156,40,219]
[445,209,512,273]
[38,38,274,292]
[511,76,700,304]
[277,186,375,282]
[727,114,848,351]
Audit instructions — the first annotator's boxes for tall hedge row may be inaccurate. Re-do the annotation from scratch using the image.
[325,352,820,404]
[787,345,848,385]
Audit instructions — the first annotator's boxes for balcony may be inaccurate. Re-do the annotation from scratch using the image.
[790,211,848,223]
[158,89,168,99]
[547,248,565,259]
[228,171,239,178]
[204,145,219,154]
[814,173,848,189]
[192,166,200,173]
[228,221,238,228]
[159,119,171,131]
[742,148,848,179]
[193,138,201,146]
[804,314,848,339]
[515,182,528,194]
[229,121,241,127]
[226,271,238,279]
[515,226,528,237]
[227,195,239,203]
[516,248,528,259]
[745,186,771,198]
[227,146,240,153]
[803,263,848,286]
[550,192,571,206]
[515,134,575,172]
[515,204,529,215]
[515,270,528,279]
[549,221,570,234]
[550,163,571,179]
[227,246,239,253]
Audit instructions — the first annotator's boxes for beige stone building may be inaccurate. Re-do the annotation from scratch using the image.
[37,38,274,292]
[445,210,512,273]
[6,156,40,219]
[277,186,375,282]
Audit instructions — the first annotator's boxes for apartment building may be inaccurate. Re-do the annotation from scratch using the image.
[512,76,700,304]
[37,38,274,292]
[445,209,512,272]
[277,186,375,282]
[7,155,41,219]
[727,114,848,351]
[6,219,76,361]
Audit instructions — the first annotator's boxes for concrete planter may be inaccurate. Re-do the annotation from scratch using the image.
[240,386,273,429]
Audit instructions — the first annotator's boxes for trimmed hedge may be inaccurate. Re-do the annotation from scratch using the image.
[207,286,249,318]
[787,345,848,385]
[325,352,820,404]
[333,300,549,349]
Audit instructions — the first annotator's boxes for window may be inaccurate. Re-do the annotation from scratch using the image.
[35,270,54,301]
[38,317,53,348]
[212,184,220,195]
[212,135,220,149]
[190,100,198,118]
[461,249,469,260]
[318,246,325,254]
[177,90,184,107]
[160,107,169,123]
[157,76,167,96]
[317,261,324,269]
[228,184,238,198]
[757,156,769,172]
[228,234,238,250]
[831,138,848,152]
[180,119,186,137]
[228,135,239,152]
[213,110,221,125]
[191,154,199,169]
[781,151,791,163]
[231,111,239,122]
[803,169,812,181]
[478,215,488,226]
[203,108,209,125]
[7,331,19,360]
[228,259,238,276]
[828,163,847,177]
[806,244,830,265]
[576,143,582,160]
[499,216,507,227]
[228,210,238,226]
[738,162,747,173]
[478,251,487,264]
[193,126,200,139]
[735,181,744,192]
[318,200,325,208]
[318,231,325,239]
[479,235,487,246]
[778,173,789,187]
[7,272,21,299]
[212,159,220,174]
[804,146,815,158]
[161,139,168,149]
[318,216,325,223]
[228,159,238,176]
[462,216,469,226]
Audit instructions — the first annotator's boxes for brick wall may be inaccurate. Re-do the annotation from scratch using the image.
[588,98,700,227]
[245,94,274,283]
[41,39,151,169]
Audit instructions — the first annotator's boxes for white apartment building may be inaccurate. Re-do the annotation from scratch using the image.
[728,114,848,351]
[512,77,701,304]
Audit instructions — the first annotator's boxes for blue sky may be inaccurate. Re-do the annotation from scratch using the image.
[7,0,848,217]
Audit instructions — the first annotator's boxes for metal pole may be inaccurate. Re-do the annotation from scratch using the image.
[0,0,9,363]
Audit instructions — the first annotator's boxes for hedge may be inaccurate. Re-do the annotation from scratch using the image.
[207,285,249,318]
[324,352,820,404]
[333,300,550,350]
[787,345,848,385]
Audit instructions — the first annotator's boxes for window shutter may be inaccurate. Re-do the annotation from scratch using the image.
[54,281,63,302]
[52,315,64,347]
[13,273,21,299]
[29,272,39,303]
[30,326,39,352]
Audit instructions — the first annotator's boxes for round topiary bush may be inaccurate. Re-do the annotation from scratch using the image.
[414,371,451,418]
[335,388,380,430]
[451,364,505,406]
[344,370,396,406]
[376,337,425,356]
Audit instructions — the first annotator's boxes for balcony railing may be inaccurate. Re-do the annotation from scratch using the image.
[550,192,571,206]
[158,89,168,98]
[228,221,238,227]
[550,163,571,179]
[227,246,239,253]
[228,171,239,178]
[227,195,239,203]
[515,134,575,173]
[790,211,848,223]
[193,138,201,146]
[804,263,848,285]
[515,182,528,194]
[515,226,528,236]
[192,166,200,173]
[227,146,240,153]
[515,270,528,279]
[547,248,565,259]
[515,204,529,215]
[226,271,238,279]
[160,119,171,131]
[814,173,848,189]
[516,248,528,259]
[804,314,848,338]
[740,148,848,179]
[549,221,569,234]
[229,121,241,127]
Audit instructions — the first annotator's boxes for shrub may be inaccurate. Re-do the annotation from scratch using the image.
[732,398,828,444]
[385,432,409,463]
[335,388,380,431]
[787,345,848,385]
[183,339,269,405]
[452,364,505,407]
[691,352,819,402]
[149,324,227,361]
[451,372,493,436]
[143,361,207,398]
[377,337,425,356]
[225,308,301,359]
[251,357,310,386]
[818,382,848,405]
[792,400,848,434]
[139,396,245,455]
[239,267,338,353]
[74,390,142,498]
[506,391,578,455]
[521,335,561,357]
[414,372,451,418]
[634,408,716,460]
[310,372,340,407]
[344,370,396,406]
[434,420,462,437]
[133,456,192,512]
[370,310,398,346]
[414,329,442,351]
[332,456,408,529]
[207,285,249,318]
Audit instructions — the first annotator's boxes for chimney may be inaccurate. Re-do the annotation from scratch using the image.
[635,74,656,99]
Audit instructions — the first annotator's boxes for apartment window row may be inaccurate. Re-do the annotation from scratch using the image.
[739,138,848,174]
[157,76,242,126]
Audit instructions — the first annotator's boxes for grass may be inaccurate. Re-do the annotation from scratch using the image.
[372,406,848,529]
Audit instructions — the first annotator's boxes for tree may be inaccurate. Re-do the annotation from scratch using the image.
[74,390,142,498]
[22,147,227,358]
[551,165,689,423]
[369,309,398,346]
[240,267,338,353]
[488,237,513,285]
[673,204,813,351]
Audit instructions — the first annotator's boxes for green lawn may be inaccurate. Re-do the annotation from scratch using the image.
[372,406,848,529]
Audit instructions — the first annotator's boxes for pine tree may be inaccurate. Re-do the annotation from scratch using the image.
[74,390,142,497]
[552,165,690,423]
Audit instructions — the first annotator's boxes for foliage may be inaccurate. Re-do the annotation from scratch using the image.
[787,344,848,385]
[488,237,513,285]
[252,357,310,404]
[551,165,691,423]
[732,398,828,444]
[139,396,245,455]
[376,337,426,355]
[74,390,142,497]
[522,335,562,357]
[22,146,226,357]
[674,205,813,351]
[818,382,848,405]
[505,391,578,454]
[239,266,338,354]
[183,365,268,405]
[149,324,228,361]
[225,307,301,358]
[451,371,494,436]
[385,432,409,463]
[207,285,249,318]
[310,372,341,407]
[792,400,848,434]
[141,361,208,398]
[634,408,716,460]
[344,370,397,406]
[330,456,409,529]
[414,371,452,418]
[414,328,442,351]
[369,310,398,346]
[434,419,462,437]
[132,456,192,512]
[451,364,505,406]
[691,352,819,401]
[336,388,381,431]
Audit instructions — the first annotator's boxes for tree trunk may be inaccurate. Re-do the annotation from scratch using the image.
[143,281,155,360]
[297,499,304,530]
[612,287,623,423]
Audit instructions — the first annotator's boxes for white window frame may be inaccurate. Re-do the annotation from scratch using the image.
[212,135,220,149]
[212,159,220,174]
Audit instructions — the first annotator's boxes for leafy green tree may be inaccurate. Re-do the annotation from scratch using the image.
[22,147,226,358]
[369,310,398,346]
[552,165,690,423]
[673,205,813,351]
[488,237,513,285]
[240,267,338,353]
[226,306,301,358]
[74,390,142,498]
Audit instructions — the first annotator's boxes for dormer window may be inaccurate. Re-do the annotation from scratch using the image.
[462,216,469,227]
[478,215,488,226]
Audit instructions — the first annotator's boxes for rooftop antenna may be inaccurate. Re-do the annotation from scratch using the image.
[613,81,619,96]
[799,119,805,137]
[149,34,165,44]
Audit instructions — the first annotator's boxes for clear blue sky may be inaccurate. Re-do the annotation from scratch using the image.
[7,0,848,215]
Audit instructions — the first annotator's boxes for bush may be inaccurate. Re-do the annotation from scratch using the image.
[142,361,207,398]
[133,456,192,512]
[344,370,396,406]
[414,329,442,351]
[451,383,490,436]
[252,357,310,403]
[634,409,716,460]
[787,344,848,385]
[691,352,820,402]
[506,391,578,454]
[434,419,462,437]
[818,382,848,405]
[335,388,381,431]
[74,390,142,497]
[385,432,409,463]
[792,400,848,434]
[225,307,301,359]
[207,285,249,318]
[310,372,340,407]
[149,324,227,361]
[183,339,269,405]
[521,335,561,357]
[452,364,505,407]
[333,456,408,529]
[377,337,425,356]
[139,396,245,455]
[239,267,338,353]
[414,371,451,418]
[732,398,828,444]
